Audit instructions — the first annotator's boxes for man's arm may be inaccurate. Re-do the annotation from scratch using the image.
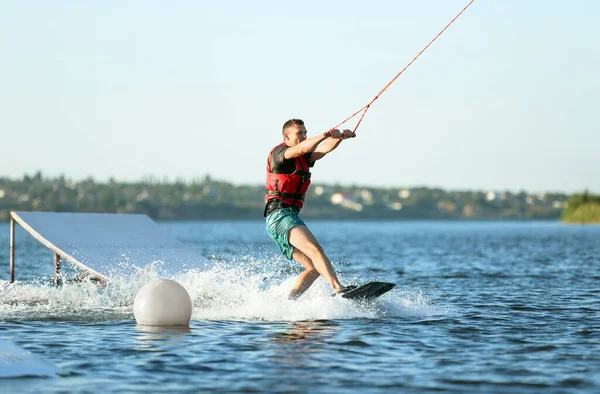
[283,130,333,159]
[311,129,356,161]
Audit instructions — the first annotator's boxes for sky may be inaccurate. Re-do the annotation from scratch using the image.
[1,0,598,194]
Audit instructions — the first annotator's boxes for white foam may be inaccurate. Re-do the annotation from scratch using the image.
[0,258,445,322]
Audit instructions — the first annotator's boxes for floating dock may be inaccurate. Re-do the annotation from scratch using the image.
[0,337,60,378]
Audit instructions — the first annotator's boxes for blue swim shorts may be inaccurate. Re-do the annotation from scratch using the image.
[266,207,305,260]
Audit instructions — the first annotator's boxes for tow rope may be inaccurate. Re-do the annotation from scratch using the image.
[331,0,477,133]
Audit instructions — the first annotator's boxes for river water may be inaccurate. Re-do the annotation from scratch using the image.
[1,220,599,393]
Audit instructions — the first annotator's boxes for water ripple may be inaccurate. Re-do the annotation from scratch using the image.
[1,221,599,393]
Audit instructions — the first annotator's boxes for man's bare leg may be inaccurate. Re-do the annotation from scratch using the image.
[288,225,343,293]
[288,248,320,299]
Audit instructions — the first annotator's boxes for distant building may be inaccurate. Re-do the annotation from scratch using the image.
[330,192,344,205]
[331,193,363,212]
[314,185,325,196]
[203,185,217,198]
[526,196,534,205]
[360,189,373,204]
[136,190,150,202]
[538,193,547,202]
[437,201,457,213]
[387,202,403,211]
[398,189,411,199]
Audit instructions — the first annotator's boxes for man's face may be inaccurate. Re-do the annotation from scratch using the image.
[285,125,307,146]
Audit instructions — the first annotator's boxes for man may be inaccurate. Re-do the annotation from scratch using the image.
[264,118,356,299]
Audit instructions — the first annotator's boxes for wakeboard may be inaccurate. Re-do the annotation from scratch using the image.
[338,281,395,300]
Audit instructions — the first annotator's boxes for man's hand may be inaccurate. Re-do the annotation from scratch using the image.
[322,129,341,138]
[312,128,355,160]
[329,129,342,138]
[323,129,355,139]
[341,129,356,139]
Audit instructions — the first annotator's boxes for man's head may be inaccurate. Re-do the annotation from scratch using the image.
[282,119,307,146]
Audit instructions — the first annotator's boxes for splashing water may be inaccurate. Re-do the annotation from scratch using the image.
[0,257,443,323]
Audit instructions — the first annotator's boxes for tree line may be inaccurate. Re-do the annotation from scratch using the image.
[0,172,592,222]
[561,190,600,224]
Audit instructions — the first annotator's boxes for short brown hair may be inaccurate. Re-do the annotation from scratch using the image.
[282,119,304,136]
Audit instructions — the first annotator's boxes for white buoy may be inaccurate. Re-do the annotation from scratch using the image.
[134,279,192,326]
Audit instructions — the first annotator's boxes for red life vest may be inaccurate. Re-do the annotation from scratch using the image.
[265,143,311,208]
